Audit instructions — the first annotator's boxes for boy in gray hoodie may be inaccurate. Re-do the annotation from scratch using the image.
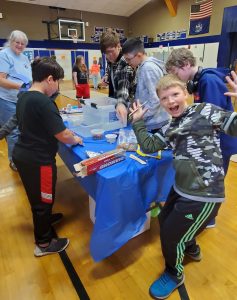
[122,38,169,131]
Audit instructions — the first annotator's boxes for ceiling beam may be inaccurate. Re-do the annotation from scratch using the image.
[164,0,178,17]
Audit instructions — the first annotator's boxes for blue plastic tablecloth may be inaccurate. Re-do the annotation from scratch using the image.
[58,135,174,261]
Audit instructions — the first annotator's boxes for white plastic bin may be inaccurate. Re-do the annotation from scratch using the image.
[62,114,83,128]
[88,196,150,237]
[132,211,151,238]
[72,123,102,137]
[89,196,96,223]
[82,97,124,132]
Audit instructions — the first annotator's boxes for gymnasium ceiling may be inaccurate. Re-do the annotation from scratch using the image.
[6,0,154,17]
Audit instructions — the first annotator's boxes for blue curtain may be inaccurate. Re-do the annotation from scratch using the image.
[218,6,237,68]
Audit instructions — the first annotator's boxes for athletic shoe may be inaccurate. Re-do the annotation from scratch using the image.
[149,271,185,299]
[184,244,202,261]
[34,238,69,257]
[206,218,216,228]
[50,213,63,225]
[9,161,17,172]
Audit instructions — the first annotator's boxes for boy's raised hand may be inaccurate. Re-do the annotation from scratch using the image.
[129,100,148,123]
[225,71,237,97]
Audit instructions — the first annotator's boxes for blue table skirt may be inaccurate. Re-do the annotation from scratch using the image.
[58,137,174,261]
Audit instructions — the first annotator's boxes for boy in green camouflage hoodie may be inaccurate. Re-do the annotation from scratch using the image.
[131,74,237,300]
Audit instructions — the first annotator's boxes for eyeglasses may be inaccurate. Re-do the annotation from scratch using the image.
[124,53,137,63]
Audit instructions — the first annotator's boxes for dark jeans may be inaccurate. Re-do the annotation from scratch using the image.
[13,159,57,244]
[0,98,19,161]
[158,188,221,278]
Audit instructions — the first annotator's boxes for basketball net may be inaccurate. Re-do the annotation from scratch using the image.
[71,34,78,43]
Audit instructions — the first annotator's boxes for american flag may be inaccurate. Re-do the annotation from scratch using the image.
[190,0,213,20]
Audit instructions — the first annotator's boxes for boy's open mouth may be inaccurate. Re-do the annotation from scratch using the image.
[169,105,179,113]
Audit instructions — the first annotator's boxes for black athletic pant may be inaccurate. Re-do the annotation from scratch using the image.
[13,159,57,245]
[158,188,221,278]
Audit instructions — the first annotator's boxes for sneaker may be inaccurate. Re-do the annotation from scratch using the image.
[34,238,69,257]
[149,271,185,299]
[50,213,63,225]
[9,161,17,172]
[184,244,202,261]
[206,218,216,229]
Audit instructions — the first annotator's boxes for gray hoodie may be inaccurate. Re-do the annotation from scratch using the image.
[135,57,170,131]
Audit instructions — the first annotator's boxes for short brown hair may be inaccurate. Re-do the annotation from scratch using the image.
[32,57,64,82]
[100,31,120,54]
[156,74,186,96]
[165,48,196,73]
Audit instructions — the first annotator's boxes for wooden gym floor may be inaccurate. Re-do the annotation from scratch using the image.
[0,83,237,300]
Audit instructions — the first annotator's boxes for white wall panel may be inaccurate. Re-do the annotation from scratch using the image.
[202,43,219,68]
[54,50,72,80]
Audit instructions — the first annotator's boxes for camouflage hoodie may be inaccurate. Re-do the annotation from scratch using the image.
[133,103,237,202]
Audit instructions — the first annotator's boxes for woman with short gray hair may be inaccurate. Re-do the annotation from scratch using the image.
[0,30,32,171]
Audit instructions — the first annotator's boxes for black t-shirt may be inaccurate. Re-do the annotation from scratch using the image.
[72,65,88,84]
[13,91,66,165]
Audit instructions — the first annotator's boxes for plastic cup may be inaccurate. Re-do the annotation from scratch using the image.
[105,133,117,143]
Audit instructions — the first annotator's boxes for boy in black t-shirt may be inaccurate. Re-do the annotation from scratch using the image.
[12,57,83,257]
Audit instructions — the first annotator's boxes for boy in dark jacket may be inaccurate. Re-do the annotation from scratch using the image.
[131,74,237,299]
[165,47,237,174]
[165,47,237,228]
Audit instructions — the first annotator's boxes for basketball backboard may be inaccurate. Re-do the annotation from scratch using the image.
[58,19,85,42]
